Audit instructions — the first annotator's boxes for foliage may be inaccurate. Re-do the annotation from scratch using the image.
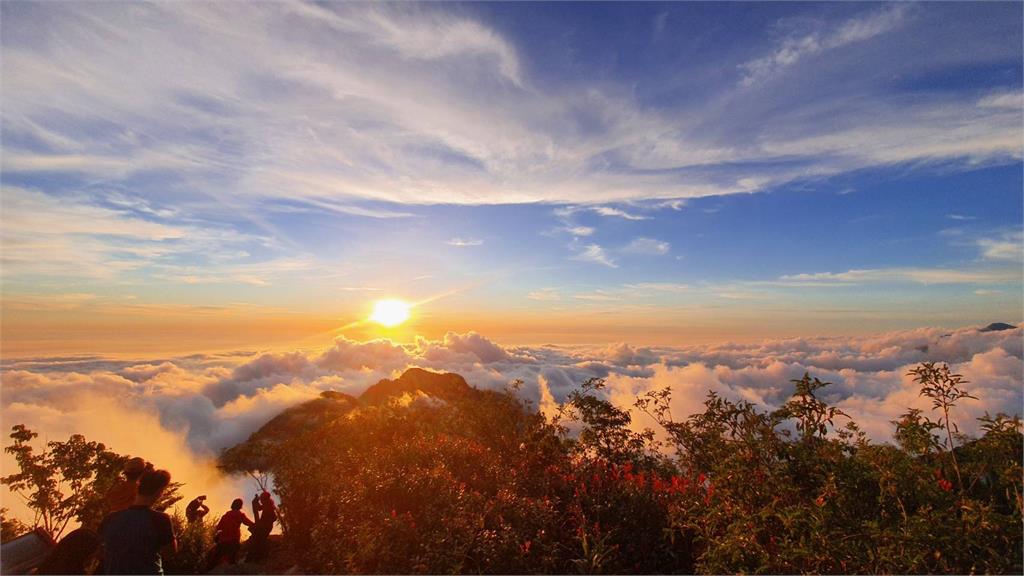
[1,425,182,539]
[1,507,30,542]
[162,511,215,575]
[1,361,1013,572]
[66,360,1022,574]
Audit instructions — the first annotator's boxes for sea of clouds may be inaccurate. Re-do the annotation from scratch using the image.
[2,324,1021,521]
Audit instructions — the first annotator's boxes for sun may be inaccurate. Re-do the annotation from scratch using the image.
[369,299,411,327]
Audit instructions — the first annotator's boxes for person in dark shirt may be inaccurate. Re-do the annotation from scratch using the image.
[246,491,278,562]
[99,469,177,575]
[205,498,254,570]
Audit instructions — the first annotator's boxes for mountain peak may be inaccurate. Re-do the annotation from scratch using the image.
[359,368,472,406]
[980,322,1017,332]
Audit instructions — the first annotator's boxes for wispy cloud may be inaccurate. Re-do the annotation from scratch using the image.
[621,237,670,256]
[740,4,910,87]
[592,207,650,221]
[977,231,1023,261]
[446,237,484,247]
[527,288,561,301]
[567,226,596,237]
[574,244,617,268]
[777,267,1019,286]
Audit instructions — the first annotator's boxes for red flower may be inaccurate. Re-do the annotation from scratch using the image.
[670,475,688,494]
[520,540,532,554]
[938,478,953,492]
[652,477,665,493]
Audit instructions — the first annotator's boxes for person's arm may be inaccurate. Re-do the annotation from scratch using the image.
[251,495,261,523]
[240,512,255,527]
[157,513,178,557]
[160,537,178,558]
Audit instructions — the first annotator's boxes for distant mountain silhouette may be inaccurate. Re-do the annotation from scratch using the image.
[980,322,1018,332]
[978,323,1019,332]
[220,368,474,472]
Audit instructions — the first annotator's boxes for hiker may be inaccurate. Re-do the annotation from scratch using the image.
[105,457,151,513]
[205,498,254,570]
[99,469,177,575]
[185,495,209,523]
[246,491,278,562]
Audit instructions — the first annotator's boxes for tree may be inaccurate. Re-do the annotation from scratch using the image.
[909,363,975,491]
[1,507,30,542]
[1,425,181,539]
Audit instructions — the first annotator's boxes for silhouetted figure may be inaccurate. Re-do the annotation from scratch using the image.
[99,469,177,575]
[205,498,254,570]
[246,491,278,562]
[185,495,210,523]
[36,528,100,575]
[105,457,150,513]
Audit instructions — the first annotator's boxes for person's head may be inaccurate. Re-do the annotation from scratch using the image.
[231,498,244,510]
[259,491,276,509]
[136,469,172,505]
[122,457,147,481]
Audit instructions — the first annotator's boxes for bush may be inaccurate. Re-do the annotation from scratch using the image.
[162,511,214,575]
[220,364,1022,574]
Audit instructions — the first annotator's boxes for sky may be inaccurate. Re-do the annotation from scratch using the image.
[1,0,1022,355]
[1,1,1022,528]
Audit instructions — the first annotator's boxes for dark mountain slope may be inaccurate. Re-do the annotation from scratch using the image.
[219,368,474,472]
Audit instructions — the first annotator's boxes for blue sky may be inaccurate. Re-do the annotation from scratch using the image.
[1,1,1021,350]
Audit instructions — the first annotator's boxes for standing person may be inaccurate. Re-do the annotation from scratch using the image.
[246,491,278,562]
[185,495,209,524]
[205,499,254,570]
[98,469,177,575]
[105,457,149,513]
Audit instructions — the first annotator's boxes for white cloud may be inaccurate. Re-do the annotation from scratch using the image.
[978,91,1024,110]
[623,282,691,293]
[567,226,595,237]
[740,4,909,86]
[572,290,621,302]
[977,231,1023,261]
[573,244,618,268]
[777,266,1020,286]
[592,207,650,221]
[3,324,1022,523]
[527,288,561,301]
[0,1,1016,222]
[446,237,484,247]
[622,237,670,255]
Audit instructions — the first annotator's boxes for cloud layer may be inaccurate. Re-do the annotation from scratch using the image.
[3,324,1020,464]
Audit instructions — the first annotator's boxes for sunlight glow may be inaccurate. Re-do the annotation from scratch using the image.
[369,299,411,327]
